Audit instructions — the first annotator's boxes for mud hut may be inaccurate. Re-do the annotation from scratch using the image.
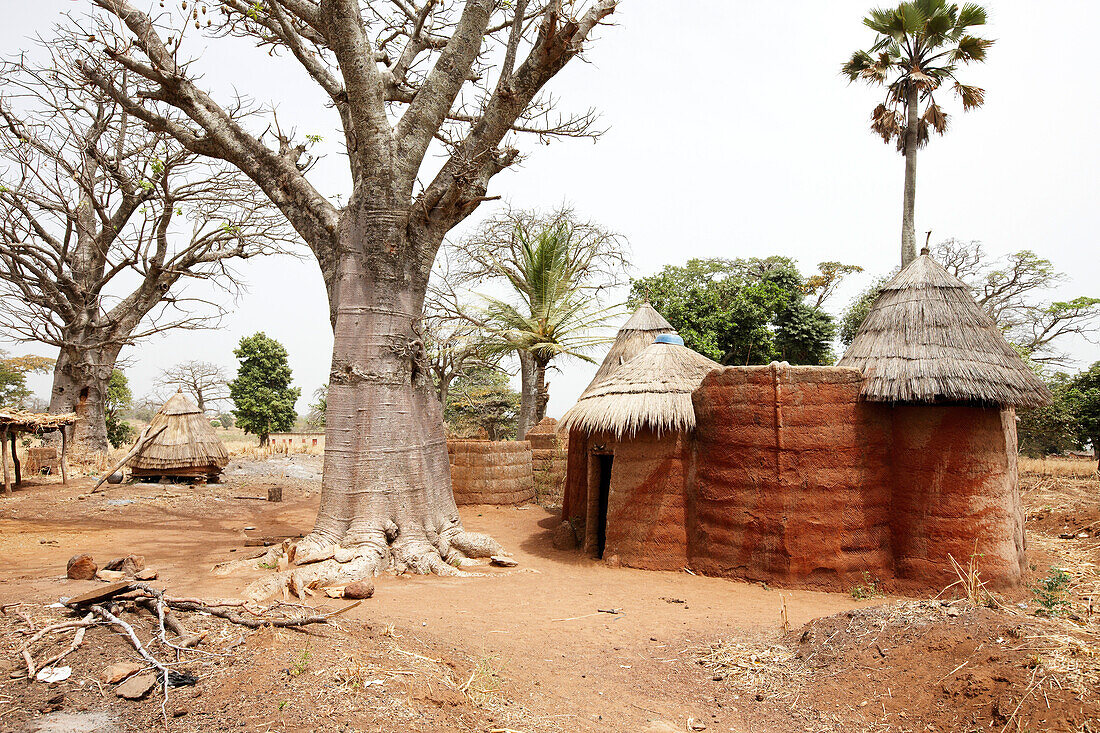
[837,247,1051,587]
[561,303,676,521]
[129,390,229,482]
[559,334,719,569]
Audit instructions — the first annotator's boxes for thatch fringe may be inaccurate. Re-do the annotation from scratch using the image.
[838,252,1052,408]
[580,302,675,398]
[561,340,719,438]
[130,390,229,471]
[0,411,79,431]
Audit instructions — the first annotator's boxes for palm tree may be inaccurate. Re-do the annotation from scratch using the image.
[843,1,994,266]
[478,222,616,438]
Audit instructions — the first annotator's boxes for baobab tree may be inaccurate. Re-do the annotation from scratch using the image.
[843,1,992,266]
[0,52,290,451]
[76,0,619,589]
[157,360,230,414]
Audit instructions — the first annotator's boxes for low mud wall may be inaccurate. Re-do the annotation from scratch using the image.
[525,419,567,504]
[690,365,893,590]
[447,440,535,506]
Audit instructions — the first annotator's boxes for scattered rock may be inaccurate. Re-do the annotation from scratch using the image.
[102,662,143,684]
[35,666,71,683]
[490,555,518,568]
[66,554,97,580]
[106,472,124,485]
[688,719,707,731]
[103,554,145,575]
[172,708,187,718]
[604,554,621,568]
[96,569,125,582]
[115,672,157,700]
[344,580,375,600]
[134,568,158,581]
[552,521,577,551]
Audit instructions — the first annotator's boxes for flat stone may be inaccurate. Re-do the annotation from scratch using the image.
[96,569,125,582]
[66,582,132,607]
[115,672,156,699]
[343,580,374,600]
[134,568,158,581]
[103,554,145,576]
[490,555,518,568]
[66,554,97,580]
[102,662,143,684]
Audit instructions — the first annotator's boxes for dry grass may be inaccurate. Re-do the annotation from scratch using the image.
[1020,456,1098,479]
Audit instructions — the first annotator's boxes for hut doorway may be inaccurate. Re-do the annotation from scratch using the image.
[596,454,613,558]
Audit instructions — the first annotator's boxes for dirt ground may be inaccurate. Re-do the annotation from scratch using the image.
[0,458,1097,732]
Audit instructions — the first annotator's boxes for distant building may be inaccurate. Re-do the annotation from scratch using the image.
[269,432,325,450]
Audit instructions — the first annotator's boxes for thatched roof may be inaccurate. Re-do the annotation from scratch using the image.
[130,390,229,471]
[561,334,720,438]
[838,250,1052,408]
[0,411,79,432]
[579,302,676,398]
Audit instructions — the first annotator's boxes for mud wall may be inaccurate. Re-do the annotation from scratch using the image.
[891,405,1024,589]
[525,418,567,505]
[447,440,535,506]
[689,365,893,590]
[561,428,589,527]
[586,429,691,571]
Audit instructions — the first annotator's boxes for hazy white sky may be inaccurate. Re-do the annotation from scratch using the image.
[3,1,1098,418]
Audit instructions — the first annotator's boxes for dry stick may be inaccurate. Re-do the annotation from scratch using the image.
[90,604,171,727]
[18,618,98,679]
[91,424,167,491]
[35,613,93,674]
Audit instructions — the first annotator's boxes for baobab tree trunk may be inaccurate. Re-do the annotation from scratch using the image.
[47,343,119,453]
[901,85,919,268]
[248,208,501,597]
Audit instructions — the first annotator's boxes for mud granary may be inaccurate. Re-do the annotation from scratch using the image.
[559,251,1051,592]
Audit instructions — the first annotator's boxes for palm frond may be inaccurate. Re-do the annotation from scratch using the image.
[922,102,949,134]
[956,3,988,29]
[953,82,985,110]
[953,34,993,62]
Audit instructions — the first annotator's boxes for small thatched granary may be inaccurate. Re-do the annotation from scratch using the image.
[562,303,677,522]
[560,334,719,569]
[129,390,228,482]
[0,411,79,492]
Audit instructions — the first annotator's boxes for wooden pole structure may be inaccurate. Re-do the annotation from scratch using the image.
[91,423,167,492]
[1,426,10,495]
[10,430,20,486]
[59,425,69,486]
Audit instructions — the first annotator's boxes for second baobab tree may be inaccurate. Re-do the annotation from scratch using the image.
[843,1,993,266]
[81,0,619,589]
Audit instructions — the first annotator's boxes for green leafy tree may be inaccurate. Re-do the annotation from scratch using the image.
[1070,362,1100,471]
[629,257,838,365]
[1016,372,1083,458]
[105,369,135,448]
[843,1,993,266]
[228,333,300,446]
[0,353,55,410]
[444,368,521,441]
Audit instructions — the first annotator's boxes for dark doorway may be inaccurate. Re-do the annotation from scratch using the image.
[596,454,613,558]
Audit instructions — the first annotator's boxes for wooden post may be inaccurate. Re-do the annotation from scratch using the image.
[59,425,69,486]
[1,426,10,495]
[10,430,20,486]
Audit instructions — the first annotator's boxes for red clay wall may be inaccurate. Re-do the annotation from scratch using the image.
[561,428,589,527]
[447,440,534,506]
[891,406,1024,589]
[689,365,893,590]
[588,429,691,571]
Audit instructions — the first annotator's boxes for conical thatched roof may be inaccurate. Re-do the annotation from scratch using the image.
[561,335,720,438]
[130,390,229,471]
[579,302,676,398]
[838,250,1052,408]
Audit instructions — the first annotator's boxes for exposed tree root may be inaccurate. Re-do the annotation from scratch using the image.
[235,523,508,601]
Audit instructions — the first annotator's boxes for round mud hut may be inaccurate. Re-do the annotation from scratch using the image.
[559,334,719,569]
[837,247,1052,588]
[129,390,229,483]
[561,303,676,521]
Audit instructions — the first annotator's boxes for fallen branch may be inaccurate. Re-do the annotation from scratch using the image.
[34,613,93,676]
[90,604,172,725]
[91,424,167,492]
[18,617,98,679]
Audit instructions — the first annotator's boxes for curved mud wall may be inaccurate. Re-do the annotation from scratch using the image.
[891,405,1023,588]
[592,429,691,571]
[689,365,893,590]
[526,419,567,504]
[447,440,534,506]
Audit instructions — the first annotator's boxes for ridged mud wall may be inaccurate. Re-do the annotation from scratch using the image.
[447,440,534,506]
